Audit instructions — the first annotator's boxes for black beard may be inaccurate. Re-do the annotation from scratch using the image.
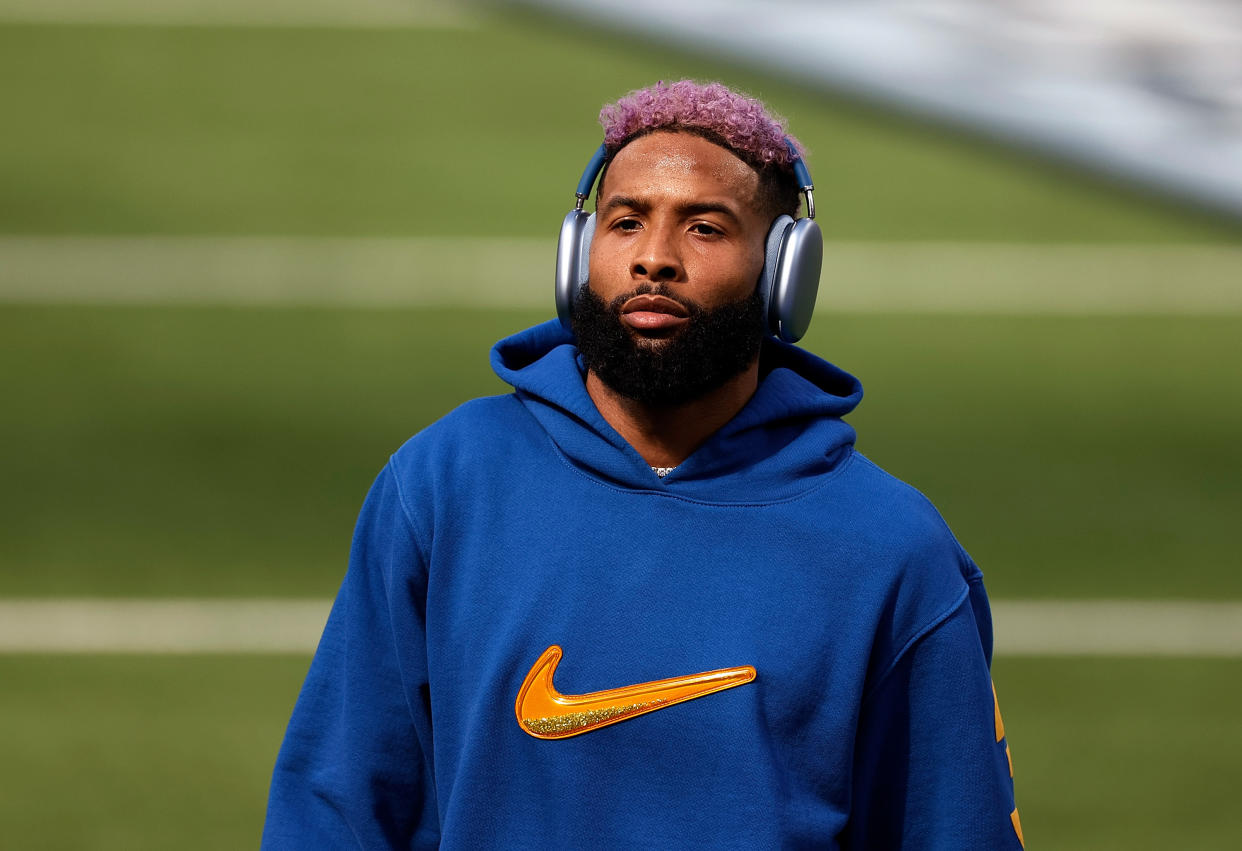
[570,283,766,408]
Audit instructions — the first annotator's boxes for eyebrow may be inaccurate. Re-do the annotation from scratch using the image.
[598,195,743,224]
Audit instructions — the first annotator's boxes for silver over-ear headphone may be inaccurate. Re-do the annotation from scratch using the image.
[554,139,822,343]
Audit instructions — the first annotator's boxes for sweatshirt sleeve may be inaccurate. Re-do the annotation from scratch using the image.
[844,579,1024,850]
[262,462,439,849]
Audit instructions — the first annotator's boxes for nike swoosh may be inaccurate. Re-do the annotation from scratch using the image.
[515,645,756,739]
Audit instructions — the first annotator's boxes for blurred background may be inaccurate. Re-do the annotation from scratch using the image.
[1,0,1239,847]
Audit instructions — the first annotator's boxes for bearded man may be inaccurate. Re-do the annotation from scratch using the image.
[263,80,1024,849]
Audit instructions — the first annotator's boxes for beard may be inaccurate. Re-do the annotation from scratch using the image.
[570,282,766,408]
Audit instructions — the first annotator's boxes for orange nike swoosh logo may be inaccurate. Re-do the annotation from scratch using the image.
[515,645,756,739]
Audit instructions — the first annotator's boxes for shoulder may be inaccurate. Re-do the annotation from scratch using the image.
[389,393,530,469]
[831,451,981,583]
[825,451,989,676]
[355,394,533,547]
[381,391,551,512]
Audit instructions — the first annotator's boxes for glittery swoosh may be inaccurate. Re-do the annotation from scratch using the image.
[515,645,755,739]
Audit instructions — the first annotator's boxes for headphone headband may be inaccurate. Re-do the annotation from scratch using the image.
[574,143,608,208]
[571,139,816,218]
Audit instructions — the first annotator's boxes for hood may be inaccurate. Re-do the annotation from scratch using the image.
[490,320,863,503]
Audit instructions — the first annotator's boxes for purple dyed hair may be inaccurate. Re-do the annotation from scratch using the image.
[597,80,804,219]
[599,80,804,168]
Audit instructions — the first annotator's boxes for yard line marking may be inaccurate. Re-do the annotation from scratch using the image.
[0,599,332,654]
[0,236,552,309]
[1,599,1240,655]
[2,236,1240,313]
[992,601,1242,658]
[0,0,475,29]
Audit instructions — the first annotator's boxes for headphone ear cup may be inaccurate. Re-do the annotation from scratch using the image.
[759,215,795,332]
[769,218,823,343]
[555,210,594,330]
[578,213,595,291]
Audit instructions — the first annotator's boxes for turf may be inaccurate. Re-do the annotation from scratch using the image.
[1,305,1238,599]
[0,17,1237,242]
[995,658,1242,850]
[3,16,1239,599]
[0,655,308,850]
[0,654,1237,850]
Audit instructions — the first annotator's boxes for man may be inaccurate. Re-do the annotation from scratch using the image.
[263,80,1023,849]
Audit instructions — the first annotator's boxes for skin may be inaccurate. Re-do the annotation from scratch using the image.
[585,130,772,469]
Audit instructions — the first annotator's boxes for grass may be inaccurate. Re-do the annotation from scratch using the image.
[828,313,1242,600]
[0,654,1237,849]
[1,305,1238,599]
[0,305,520,597]
[0,655,308,850]
[2,15,1238,598]
[996,658,1242,850]
[0,16,1238,242]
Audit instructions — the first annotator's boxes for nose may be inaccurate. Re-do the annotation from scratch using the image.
[630,225,684,284]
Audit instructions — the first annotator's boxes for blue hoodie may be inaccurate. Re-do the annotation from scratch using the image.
[263,320,1023,849]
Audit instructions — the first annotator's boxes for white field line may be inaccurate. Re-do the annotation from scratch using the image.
[993,601,1242,658]
[1,599,1241,656]
[0,236,553,310]
[0,599,332,654]
[0,0,475,29]
[3,236,1242,313]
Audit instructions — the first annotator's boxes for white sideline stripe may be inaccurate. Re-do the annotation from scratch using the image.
[0,599,333,654]
[0,236,553,309]
[993,601,1242,658]
[1,599,1241,656]
[3,236,1241,313]
[0,0,474,29]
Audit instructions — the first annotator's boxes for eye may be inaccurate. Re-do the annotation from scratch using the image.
[614,218,641,232]
[690,222,722,236]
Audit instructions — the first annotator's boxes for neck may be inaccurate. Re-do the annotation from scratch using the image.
[585,361,761,469]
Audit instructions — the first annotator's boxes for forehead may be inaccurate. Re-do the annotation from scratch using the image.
[600,131,761,208]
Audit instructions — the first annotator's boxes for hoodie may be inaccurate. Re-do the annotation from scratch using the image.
[263,320,1023,850]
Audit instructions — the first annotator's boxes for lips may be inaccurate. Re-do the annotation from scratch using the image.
[620,294,690,332]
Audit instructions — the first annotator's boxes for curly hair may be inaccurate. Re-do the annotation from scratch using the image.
[597,80,804,219]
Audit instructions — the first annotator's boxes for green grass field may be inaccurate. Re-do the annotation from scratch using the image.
[2,2,1240,848]
[1,307,1239,599]
[1,14,1238,243]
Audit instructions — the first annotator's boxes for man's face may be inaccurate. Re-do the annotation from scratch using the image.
[573,131,771,406]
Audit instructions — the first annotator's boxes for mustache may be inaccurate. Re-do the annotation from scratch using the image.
[601,284,699,315]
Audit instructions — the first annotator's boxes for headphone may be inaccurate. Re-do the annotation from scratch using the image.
[554,139,822,343]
